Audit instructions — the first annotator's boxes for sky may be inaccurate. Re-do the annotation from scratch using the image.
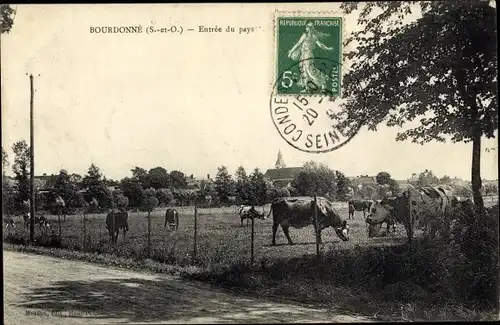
[1,3,498,182]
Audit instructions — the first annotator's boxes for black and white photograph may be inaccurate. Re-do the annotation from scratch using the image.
[1,2,498,323]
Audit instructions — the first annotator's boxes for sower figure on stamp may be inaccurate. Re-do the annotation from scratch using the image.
[287,21,334,93]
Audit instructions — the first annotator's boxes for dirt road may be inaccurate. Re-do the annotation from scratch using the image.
[4,250,372,324]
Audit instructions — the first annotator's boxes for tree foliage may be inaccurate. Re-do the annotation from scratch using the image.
[291,161,337,200]
[335,170,351,201]
[169,170,187,189]
[51,169,86,213]
[82,164,112,208]
[248,168,267,206]
[234,166,251,204]
[340,1,497,211]
[148,167,170,189]
[214,165,235,204]
[156,188,174,206]
[1,4,15,34]
[376,171,392,185]
[12,141,30,209]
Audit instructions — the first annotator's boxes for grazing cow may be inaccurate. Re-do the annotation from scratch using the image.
[264,196,349,245]
[365,186,454,240]
[106,209,129,243]
[23,213,50,230]
[348,200,372,219]
[164,208,179,231]
[238,205,265,226]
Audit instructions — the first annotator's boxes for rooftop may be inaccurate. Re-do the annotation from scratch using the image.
[264,167,303,181]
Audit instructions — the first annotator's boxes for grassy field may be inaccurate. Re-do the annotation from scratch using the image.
[3,202,418,266]
[4,197,499,321]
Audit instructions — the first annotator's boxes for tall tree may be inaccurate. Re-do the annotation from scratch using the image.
[51,169,85,212]
[82,164,112,208]
[291,161,337,199]
[340,1,497,212]
[120,177,144,207]
[131,166,150,188]
[376,171,392,185]
[214,165,235,204]
[12,141,30,210]
[415,169,440,187]
[234,166,251,204]
[2,148,16,214]
[335,170,351,201]
[248,168,267,206]
[148,167,170,189]
[169,170,187,189]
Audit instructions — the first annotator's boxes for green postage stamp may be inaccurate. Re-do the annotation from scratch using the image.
[274,15,343,97]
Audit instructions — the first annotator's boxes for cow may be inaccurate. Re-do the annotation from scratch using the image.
[23,213,51,230]
[164,208,179,231]
[106,209,129,243]
[238,205,265,226]
[264,196,349,245]
[348,200,372,219]
[365,186,454,240]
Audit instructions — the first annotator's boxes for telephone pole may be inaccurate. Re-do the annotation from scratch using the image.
[29,74,35,244]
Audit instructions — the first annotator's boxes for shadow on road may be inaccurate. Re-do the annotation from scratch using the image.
[16,276,336,323]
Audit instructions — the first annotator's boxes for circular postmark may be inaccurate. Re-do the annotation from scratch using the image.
[270,57,366,153]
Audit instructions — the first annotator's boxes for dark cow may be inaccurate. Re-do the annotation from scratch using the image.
[164,208,179,231]
[365,186,453,240]
[348,200,372,219]
[106,209,129,243]
[264,196,349,245]
[238,205,265,226]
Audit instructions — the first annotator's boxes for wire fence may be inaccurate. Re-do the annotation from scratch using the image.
[3,196,498,267]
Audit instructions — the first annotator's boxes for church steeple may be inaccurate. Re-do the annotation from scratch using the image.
[275,150,286,169]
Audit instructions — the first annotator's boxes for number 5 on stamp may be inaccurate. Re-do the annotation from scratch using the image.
[275,17,342,96]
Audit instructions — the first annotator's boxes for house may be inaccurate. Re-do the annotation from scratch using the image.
[3,173,57,190]
[263,150,303,188]
[186,174,214,190]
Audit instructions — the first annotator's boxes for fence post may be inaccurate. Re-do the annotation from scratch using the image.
[314,194,320,258]
[408,189,412,250]
[83,211,87,250]
[58,208,62,242]
[250,215,255,265]
[147,210,151,258]
[194,203,198,261]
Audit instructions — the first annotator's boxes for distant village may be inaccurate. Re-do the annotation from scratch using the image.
[3,150,497,199]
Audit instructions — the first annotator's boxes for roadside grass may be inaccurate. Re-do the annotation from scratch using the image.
[3,201,499,321]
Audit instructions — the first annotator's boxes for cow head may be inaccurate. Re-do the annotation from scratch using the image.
[365,200,392,238]
[316,199,350,241]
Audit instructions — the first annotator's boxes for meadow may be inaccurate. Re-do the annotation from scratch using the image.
[4,197,499,321]
[5,202,409,267]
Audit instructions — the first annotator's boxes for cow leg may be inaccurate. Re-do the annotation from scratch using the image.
[241,218,244,226]
[282,225,294,245]
[272,223,279,245]
[247,217,249,227]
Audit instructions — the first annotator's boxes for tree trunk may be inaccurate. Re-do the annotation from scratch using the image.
[471,127,485,214]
